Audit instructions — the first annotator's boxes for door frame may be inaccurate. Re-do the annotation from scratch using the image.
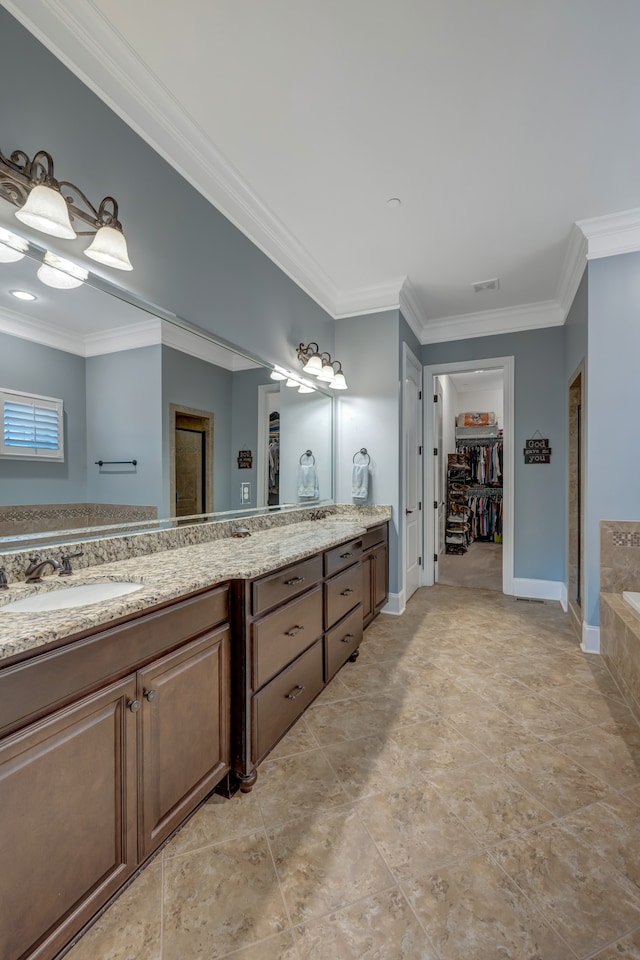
[169,403,214,518]
[257,383,280,508]
[402,343,423,606]
[423,356,514,595]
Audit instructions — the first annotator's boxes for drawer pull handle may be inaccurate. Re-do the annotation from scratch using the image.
[286,684,305,701]
[341,633,355,643]
[127,699,140,713]
[284,576,305,586]
[340,551,353,559]
[286,625,305,637]
[143,689,157,702]
[340,588,355,597]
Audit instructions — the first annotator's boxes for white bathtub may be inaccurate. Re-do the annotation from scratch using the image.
[623,592,640,616]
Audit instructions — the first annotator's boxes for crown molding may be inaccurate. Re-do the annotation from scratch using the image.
[3,0,340,317]
[556,223,588,317]
[576,207,640,260]
[83,318,161,357]
[333,277,405,319]
[421,300,564,345]
[399,279,428,342]
[0,303,85,355]
[160,319,258,371]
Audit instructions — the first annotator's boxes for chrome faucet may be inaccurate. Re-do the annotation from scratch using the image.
[0,567,7,590]
[25,556,62,583]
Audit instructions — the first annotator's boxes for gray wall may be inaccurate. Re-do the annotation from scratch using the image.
[335,310,400,594]
[161,347,233,514]
[422,326,567,583]
[586,251,640,626]
[86,346,163,513]
[0,331,87,504]
[0,7,334,370]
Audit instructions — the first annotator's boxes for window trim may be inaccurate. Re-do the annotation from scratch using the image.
[0,387,65,462]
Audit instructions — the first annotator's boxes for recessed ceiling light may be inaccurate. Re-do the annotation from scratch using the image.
[10,289,37,301]
[386,197,402,209]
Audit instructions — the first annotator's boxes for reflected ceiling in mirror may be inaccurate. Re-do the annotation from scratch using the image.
[0,231,334,549]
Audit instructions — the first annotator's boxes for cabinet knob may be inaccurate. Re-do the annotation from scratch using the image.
[286,684,305,701]
[285,625,304,637]
[127,699,141,713]
[340,588,354,597]
[339,551,353,559]
[143,689,157,702]
[341,633,355,643]
[284,576,305,586]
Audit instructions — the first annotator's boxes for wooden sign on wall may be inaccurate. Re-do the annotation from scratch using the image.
[523,438,551,464]
[237,450,253,469]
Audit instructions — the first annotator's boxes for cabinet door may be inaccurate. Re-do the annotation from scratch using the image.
[362,553,374,624]
[138,626,230,858]
[373,543,389,611]
[0,677,137,960]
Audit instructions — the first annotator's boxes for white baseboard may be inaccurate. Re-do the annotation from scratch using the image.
[560,583,568,613]
[581,623,601,654]
[512,578,564,603]
[383,591,405,616]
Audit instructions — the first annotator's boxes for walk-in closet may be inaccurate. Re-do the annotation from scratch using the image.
[434,368,504,592]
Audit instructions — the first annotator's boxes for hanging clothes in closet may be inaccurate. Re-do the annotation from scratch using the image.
[456,441,503,485]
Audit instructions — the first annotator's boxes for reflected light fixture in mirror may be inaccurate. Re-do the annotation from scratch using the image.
[0,146,133,271]
[37,251,88,289]
[0,227,28,263]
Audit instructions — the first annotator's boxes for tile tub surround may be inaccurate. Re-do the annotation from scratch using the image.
[0,502,391,585]
[600,520,640,594]
[0,514,390,661]
[601,594,640,724]
[64,585,640,960]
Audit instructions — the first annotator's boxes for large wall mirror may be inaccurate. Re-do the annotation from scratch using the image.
[0,234,334,550]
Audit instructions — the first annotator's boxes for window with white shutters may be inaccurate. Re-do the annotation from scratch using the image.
[0,388,64,461]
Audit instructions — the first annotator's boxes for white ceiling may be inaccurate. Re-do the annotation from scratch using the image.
[4,0,640,342]
[448,370,504,394]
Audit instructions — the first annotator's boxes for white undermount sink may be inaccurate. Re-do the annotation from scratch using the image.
[1,581,144,613]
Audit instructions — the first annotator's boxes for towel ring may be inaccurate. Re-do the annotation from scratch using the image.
[300,449,316,465]
[353,447,370,465]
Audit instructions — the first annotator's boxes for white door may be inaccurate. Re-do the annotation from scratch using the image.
[403,346,422,602]
[434,379,445,578]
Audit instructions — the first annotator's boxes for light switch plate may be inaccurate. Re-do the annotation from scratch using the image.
[241,482,251,503]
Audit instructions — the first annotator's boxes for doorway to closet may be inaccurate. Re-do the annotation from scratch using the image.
[424,357,514,595]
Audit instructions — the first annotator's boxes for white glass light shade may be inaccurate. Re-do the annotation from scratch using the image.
[330,371,348,390]
[270,368,287,381]
[298,384,314,393]
[285,378,298,388]
[37,252,88,289]
[302,353,323,376]
[317,361,335,382]
[15,184,77,239]
[0,228,28,263]
[84,225,133,271]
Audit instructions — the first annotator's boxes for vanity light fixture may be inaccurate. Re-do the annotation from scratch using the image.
[0,147,133,271]
[297,342,349,391]
[298,384,314,393]
[285,377,299,388]
[269,366,288,381]
[0,227,28,263]
[37,251,89,290]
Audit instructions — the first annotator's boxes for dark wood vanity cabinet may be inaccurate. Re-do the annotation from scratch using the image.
[362,524,389,627]
[0,586,230,960]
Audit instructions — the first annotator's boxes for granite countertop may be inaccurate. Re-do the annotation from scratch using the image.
[0,518,386,662]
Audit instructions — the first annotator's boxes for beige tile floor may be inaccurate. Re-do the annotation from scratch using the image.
[65,585,640,960]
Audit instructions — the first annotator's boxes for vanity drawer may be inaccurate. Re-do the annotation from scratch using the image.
[0,585,229,737]
[252,639,323,764]
[252,586,322,690]
[325,604,363,682]
[252,555,322,616]
[324,538,363,578]
[325,562,362,629]
[362,524,387,551]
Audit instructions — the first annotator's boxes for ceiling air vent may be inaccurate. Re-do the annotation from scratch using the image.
[472,278,499,293]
